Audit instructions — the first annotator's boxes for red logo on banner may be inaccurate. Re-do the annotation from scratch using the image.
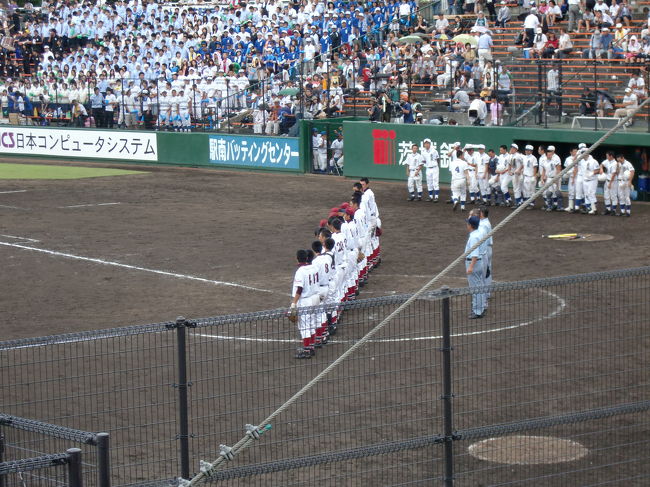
[372,129,396,165]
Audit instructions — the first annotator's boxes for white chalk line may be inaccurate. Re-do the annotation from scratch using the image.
[0,204,28,210]
[197,289,567,344]
[0,234,40,243]
[0,190,28,194]
[60,202,122,208]
[0,241,276,294]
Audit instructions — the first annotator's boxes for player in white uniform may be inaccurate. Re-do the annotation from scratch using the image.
[339,207,359,300]
[509,144,524,207]
[329,133,344,174]
[359,178,380,268]
[521,144,538,209]
[563,147,579,213]
[351,193,371,286]
[157,89,172,130]
[582,148,601,215]
[404,144,425,201]
[574,147,587,213]
[421,138,440,202]
[539,145,562,211]
[495,145,512,206]
[311,240,334,346]
[449,148,469,211]
[616,155,634,216]
[464,145,479,204]
[174,90,191,132]
[600,151,618,215]
[476,145,490,204]
[291,249,320,359]
[328,218,348,305]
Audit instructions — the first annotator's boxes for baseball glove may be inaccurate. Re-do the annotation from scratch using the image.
[287,304,298,323]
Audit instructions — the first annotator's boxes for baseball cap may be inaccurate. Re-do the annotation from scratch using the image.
[466,216,480,229]
[525,144,534,150]
[330,207,340,214]
[477,144,485,150]
[423,138,432,144]
[578,142,587,149]
[319,218,328,228]
[340,202,350,209]
[547,145,555,151]
[345,207,355,217]
[465,144,474,150]
[511,143,519,150]
[625,87,632,93]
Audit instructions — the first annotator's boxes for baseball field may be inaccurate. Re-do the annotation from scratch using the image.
[1,160,649,486]
[1,160,647,338]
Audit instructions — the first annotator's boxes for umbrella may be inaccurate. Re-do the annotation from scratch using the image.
[452,34,478,46]
[397,35,423,44]
[278,87,299,96]
[436,33,449,40]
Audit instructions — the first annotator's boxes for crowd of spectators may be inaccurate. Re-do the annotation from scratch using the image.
[0,0,648,130]
[0,0,439,130]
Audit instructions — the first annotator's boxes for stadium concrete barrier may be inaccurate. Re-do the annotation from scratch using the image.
[0,126,306,174]
[342,121,650,184]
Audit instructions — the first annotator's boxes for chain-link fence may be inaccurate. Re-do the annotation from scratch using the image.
[0,446,84,487]
[1,267,649,485]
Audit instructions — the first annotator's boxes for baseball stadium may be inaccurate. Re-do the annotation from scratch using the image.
[1,0,649,486]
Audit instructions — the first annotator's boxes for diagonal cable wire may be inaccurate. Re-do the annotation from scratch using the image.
[187,97,650,485]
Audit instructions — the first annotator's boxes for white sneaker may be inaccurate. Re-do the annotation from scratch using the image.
[588,209,597,215]
[564,207,573,212]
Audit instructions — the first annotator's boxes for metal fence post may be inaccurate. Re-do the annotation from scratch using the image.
[66,448,83,487]
[0,432,5,487]
[440,287,454,487]
[174,317,191,480]
[558,60,563,124]
[593,59,598,131]
[536,61,543,126]
[95,432,110,487]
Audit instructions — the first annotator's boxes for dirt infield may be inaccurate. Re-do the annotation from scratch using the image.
[0,164,648,339]
[1,163,650,486]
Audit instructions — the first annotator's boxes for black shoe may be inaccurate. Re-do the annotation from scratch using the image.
[603,209,610,215]
[328,324,337,336]
[446,199,453,204]
[433,198,439,203]
[407,196,415,201]
[295,348,313,359]
[417,196,422,201]
[469,312,484,320]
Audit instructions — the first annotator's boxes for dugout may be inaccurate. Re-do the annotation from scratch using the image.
[341,122,650,200]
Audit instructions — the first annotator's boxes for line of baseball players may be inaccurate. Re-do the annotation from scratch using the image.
[403,141,635,216]
[290,178,382,359]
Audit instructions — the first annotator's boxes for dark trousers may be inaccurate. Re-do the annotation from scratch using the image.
[92,108,105,127]
[105,110,114,128]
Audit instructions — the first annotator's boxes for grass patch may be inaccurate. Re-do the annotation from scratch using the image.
[0,163,146,180]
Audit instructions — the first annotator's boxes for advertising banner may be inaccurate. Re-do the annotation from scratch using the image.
[0,127,157,161]
[209,134,300,170]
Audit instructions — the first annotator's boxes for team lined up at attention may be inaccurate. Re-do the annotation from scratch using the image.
[403,142,635,216]
[289,178,381,359]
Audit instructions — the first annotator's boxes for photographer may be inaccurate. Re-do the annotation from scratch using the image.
[368,97,382,122]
